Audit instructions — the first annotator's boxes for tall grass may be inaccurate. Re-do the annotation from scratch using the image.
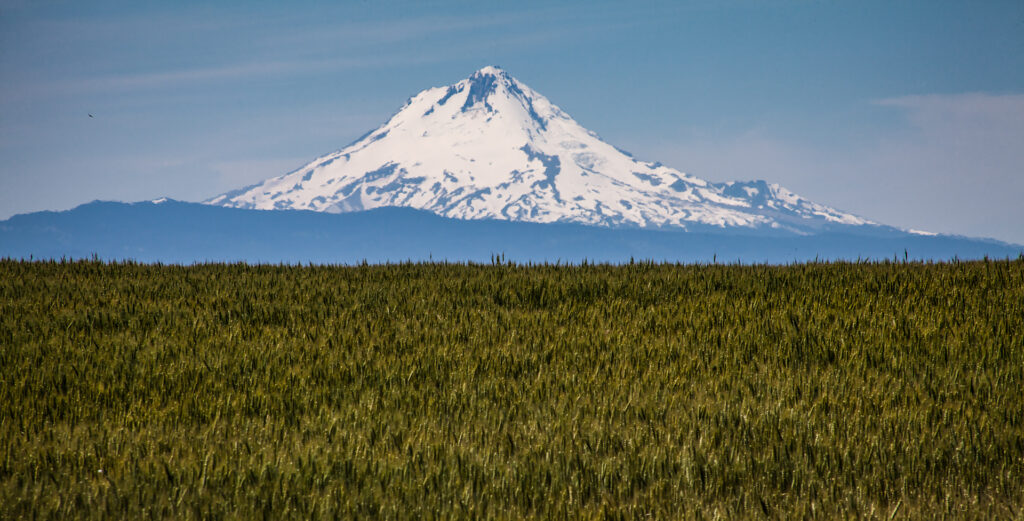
[1,259,1022,519]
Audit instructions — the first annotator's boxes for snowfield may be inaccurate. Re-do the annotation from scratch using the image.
[207,66,872,234]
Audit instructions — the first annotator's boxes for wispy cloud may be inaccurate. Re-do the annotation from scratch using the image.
[2,5,617,101]
[874,92,1024,116]
[260,10,553,49]
[69,58,383,91]
[873,93,1024,154]
[628,92,1024,243]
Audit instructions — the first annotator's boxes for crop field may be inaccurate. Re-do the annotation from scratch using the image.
[1,259,1023,519]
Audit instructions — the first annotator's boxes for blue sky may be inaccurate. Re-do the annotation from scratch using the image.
[2,0,1023,243]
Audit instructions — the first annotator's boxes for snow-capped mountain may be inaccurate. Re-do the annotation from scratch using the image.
[207,66,872,234]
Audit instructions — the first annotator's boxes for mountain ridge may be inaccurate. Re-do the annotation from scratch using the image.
[3,200,1019,264]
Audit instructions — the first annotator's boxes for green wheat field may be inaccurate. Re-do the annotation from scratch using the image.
[1,259,1022,519]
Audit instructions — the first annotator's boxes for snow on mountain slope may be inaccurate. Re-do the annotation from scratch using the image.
[206,66,871,233]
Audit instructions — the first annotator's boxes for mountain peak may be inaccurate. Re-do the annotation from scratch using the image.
[206,69,873,234]
[461,67,505,112]
[471,65,507,77]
